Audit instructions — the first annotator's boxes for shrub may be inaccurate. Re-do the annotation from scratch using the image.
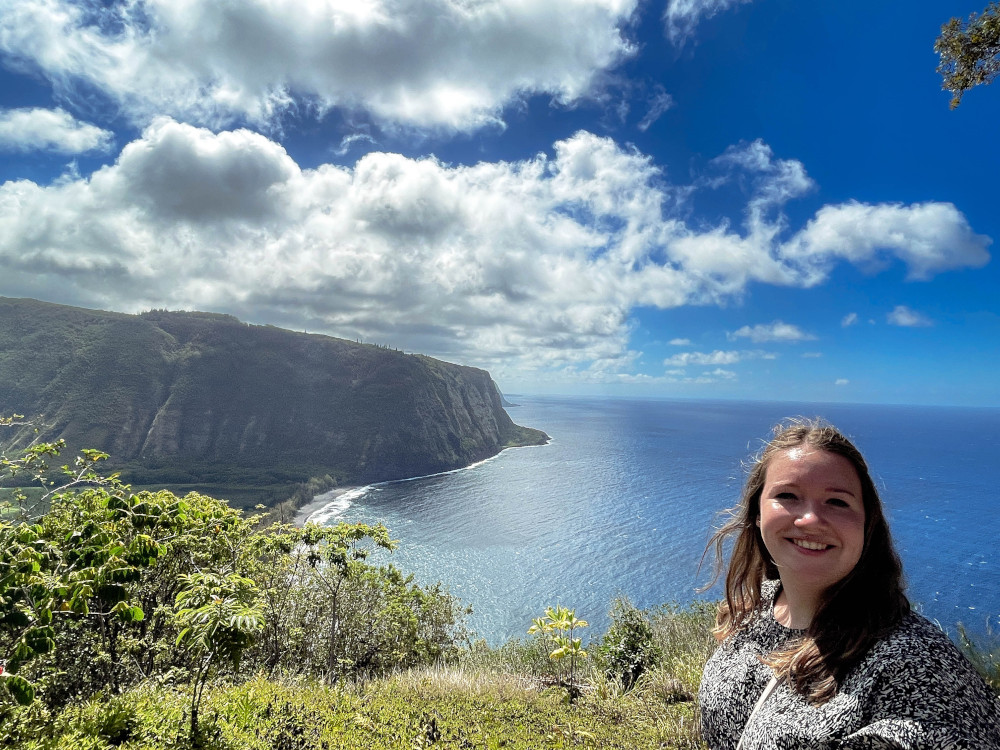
[596,598,662,691]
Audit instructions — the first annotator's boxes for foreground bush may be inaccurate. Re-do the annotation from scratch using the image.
[0,440,469,743]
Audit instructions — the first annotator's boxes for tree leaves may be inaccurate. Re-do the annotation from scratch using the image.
[527,605,589,695]
[0,436,468,721]
[936,2,1000,108]
[2,673,35,706]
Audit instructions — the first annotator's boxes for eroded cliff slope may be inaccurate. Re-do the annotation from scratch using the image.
[0,297,547,486]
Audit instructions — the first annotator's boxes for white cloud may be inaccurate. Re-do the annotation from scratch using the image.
[0,124,987,379]
[0,0,638,131]
[835,378,849,386]
[887,305,933,327]
[782,201,991,282]
[707,368,736,379]
[802,352,822,358]
[668,337,691,346]
[637,85,674,131]
[0,123,677,374]
[664,0,753,44]
[663,349,773,367]
[0,107,112,153]
[841,312,858,327]
[728,320,816,343]
[664,350,742,366]
[335,134,378,157]
[711,140,815,219]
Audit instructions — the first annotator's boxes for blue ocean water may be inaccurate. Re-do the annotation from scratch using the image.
[310,396,1000,645]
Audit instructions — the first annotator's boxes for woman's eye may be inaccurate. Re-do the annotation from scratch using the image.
[827,498,849,507]
[775,492,797,500]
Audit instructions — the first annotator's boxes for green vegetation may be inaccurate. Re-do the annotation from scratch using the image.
[0,441,472,746]
[957,622,1000,692]
[528,605,590,699]
[595,598,662,691]
[937,2,1000,108]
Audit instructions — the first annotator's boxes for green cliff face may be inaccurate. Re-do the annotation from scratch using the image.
[0,297,548,486]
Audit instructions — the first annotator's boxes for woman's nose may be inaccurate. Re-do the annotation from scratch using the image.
[794,501,824,525]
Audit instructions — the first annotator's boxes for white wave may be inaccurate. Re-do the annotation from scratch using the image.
[307,486,372,524]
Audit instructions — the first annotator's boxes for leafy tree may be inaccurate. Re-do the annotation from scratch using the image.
[244,522,469,682]
[936,2,1000,108]
[0,448,157,708]
[174,571,263,741]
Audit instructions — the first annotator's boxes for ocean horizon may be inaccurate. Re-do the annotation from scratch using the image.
[308,395,1000,645]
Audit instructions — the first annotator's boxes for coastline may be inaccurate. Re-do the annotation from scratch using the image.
[293,486,360,526]
[293,440,553,527]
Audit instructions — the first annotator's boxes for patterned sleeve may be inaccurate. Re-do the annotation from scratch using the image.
[838,620,1000,750]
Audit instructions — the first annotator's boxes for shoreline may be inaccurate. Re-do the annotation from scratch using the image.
[293,486,360,526]
[295,440,554,527]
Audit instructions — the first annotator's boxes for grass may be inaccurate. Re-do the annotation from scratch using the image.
[11,668,707,750]
[2,604,717,750]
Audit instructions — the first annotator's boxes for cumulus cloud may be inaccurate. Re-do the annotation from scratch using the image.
[782,201,991,282]
[664,0,753,44]
[727,320,816,343]
[841,312,858,327]
[668,337,691,345]
[887,305,933,327]
[682,143,991,291]
[0,123,988,378]
[0,0,638,130]
[0,107,112,153]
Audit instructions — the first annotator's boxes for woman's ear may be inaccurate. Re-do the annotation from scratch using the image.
[755,516,761,527]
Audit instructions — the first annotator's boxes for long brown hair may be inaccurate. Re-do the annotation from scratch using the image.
[705,418,909,704]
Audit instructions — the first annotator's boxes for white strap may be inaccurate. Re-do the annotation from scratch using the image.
[736,674,782,750]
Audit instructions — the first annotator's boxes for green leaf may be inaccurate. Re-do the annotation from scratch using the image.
[3,674,36,706]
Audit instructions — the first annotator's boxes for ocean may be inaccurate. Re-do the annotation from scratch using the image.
[308,396,1000,645]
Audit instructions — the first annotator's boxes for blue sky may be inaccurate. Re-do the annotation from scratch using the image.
[0,0,997,406]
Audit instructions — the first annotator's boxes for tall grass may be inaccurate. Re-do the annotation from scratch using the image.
[4,603,718,750]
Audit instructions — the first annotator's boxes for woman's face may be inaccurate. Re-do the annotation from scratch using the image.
[758,446,866,596]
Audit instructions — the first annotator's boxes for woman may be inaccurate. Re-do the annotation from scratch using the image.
[699,419,1000,749]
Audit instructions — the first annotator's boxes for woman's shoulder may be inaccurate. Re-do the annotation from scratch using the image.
[861,611,994,691]
[874,611,968,658]
[845,613,1000,745]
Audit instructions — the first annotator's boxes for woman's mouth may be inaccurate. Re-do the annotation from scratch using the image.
[790,538,831,551]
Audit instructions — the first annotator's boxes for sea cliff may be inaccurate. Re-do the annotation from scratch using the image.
[0,297,548,489]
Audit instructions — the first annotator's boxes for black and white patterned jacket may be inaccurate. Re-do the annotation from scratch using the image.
[699,580,1000,749]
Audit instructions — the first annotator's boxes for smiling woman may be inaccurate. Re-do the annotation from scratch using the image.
[757,446,866,629]
[698,419,1000,750]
